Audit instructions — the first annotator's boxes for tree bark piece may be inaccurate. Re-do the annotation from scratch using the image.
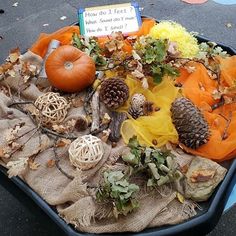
[91,91,100,133]
[109,112,127,142]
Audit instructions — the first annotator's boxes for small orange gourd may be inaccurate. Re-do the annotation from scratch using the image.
[45,45,96,93]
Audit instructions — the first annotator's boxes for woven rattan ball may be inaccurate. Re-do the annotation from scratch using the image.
[68,135,104,170]
[34,92,69,125]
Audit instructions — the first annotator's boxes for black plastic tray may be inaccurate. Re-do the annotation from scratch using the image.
[1,18,236,236]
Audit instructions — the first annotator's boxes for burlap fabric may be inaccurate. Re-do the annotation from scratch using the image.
[0,57,227,233]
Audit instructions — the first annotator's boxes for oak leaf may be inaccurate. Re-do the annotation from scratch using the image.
[7,157,28,178]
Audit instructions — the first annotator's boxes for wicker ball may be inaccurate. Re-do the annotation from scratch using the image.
[68,135,104,170]
[34,92,69,126]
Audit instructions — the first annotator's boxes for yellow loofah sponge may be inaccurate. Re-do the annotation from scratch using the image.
[149,21,199,58]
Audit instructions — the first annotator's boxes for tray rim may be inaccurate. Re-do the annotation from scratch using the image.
[1,17,236,236]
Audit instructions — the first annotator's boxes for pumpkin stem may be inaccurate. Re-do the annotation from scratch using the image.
[64,61,73,70]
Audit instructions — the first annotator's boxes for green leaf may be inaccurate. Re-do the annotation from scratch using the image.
[93,55,107,66]
[143,39,167,64]
[147,178,155,187]
[128,183,140,192]
[147,163,160,180]
[128,136,139,149]
[122,153,139,165]
[157,175,170,186]
[72,33,83,49]
[97,170,140,218]
[153,72,163,84]
[152,151,165,165]
[116,179,129,188]
[111,185,128,194]
[131,148,142,159]
[107,171,124,184]
[161,64,180,77]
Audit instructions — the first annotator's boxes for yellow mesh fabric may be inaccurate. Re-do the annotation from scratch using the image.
[120,76,179,147]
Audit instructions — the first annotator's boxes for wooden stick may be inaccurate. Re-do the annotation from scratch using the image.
[53,144,74,180]
[41,127,77,140]
[222,112,232,140]
[9,127,39,158]
[91,91,100,133]
[211,97,225,110]
[9,101,34,107]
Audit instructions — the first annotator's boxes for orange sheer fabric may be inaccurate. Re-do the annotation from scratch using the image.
[176,57,236,161]
[30,26,80,58]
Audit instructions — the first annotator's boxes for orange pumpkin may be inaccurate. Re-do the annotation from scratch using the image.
[45,45,96,93]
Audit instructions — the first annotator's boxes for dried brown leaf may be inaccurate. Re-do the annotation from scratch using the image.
[180,164,189,174]
[47,159,56,168]
[8,48,20,63]
[56,138,71,147]
[52,124,67,134]
[7,157,28,178]
[131,69,145,79]
[8,69,16,77]
[167,41,180,58]
[0,148,5,158]
[0,85,11,97]
[99,129,111,143]
[1,62,13,72]
[101,113,111,125]
[176,192,185,203]
[71,97,84,108]
[212,89,222,100]
[105,40,117,52]
[110,31,124,41]
[190,169,216,183]
[28,158,40,170]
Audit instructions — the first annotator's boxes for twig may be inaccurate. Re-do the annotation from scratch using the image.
[12,126,38,142]
[211,97,225,110]
[9,99,77,140]
[219,113,229,121]
[90,123,109,135]
[9,127,40,158]
[41,127,77,140]
[9,101,34,107]
[222,111,232,140]
[52,143,74,180]
[96,63,122,71]
[175,57,218,77]
[96,56,133,72]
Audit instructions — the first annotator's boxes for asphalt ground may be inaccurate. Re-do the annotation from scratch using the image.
[0,1,236,235]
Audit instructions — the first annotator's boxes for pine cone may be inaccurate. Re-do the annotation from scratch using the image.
[171,97,210,149]
[131,93,146,110]
[128,106,143,119]
[99,78,129,109]
[143,101,154,116]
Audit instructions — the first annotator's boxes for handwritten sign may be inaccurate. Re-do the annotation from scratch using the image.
[78,2,142,37]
